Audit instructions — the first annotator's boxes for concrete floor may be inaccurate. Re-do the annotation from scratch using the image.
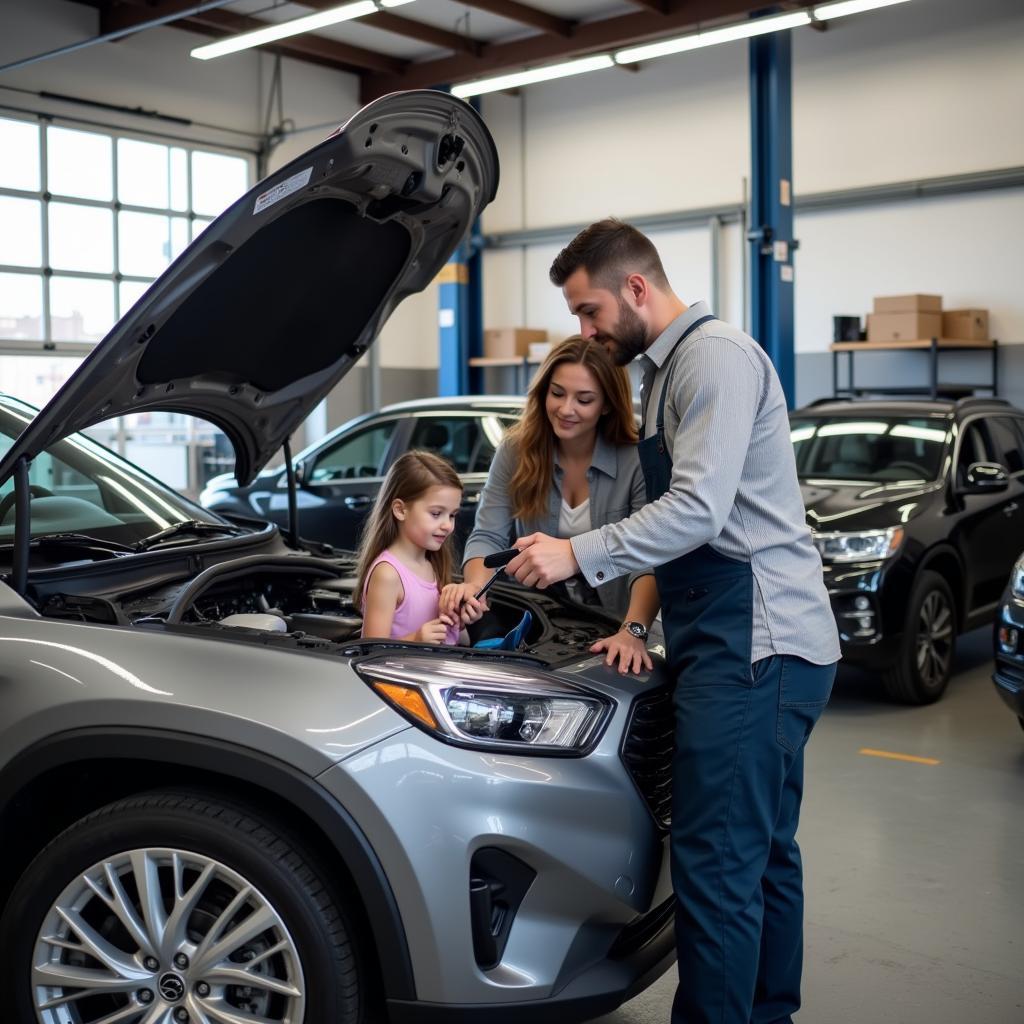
[595,628,1024,1024]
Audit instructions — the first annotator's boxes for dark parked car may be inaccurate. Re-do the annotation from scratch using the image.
[993,552,1024,735]
[791,396,1024,704]
[200,396,526,551]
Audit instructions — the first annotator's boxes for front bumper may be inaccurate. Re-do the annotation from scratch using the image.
[317,671,674,1013]
[993,590,1024,720]
[822,559,909,670]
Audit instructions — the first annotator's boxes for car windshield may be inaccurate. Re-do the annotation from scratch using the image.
[790,415,950,482]
[0,396,226,547]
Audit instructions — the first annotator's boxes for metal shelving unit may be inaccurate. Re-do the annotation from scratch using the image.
[829,337,998,398]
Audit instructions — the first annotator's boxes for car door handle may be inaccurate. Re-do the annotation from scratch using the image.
[343,495,372,510]
[1003,502,1019,517]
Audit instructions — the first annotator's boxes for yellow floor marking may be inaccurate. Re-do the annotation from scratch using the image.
[859,747,941,766]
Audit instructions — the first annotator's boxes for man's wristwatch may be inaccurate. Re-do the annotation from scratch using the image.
[622,621,648,641]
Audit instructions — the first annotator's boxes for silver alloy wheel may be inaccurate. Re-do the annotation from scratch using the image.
[32,847,306,1024]
[915,589,954,689]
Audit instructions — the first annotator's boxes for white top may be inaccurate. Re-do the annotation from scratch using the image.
[558,497,591,539]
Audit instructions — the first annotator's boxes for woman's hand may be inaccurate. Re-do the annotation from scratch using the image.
[440,582,489,619]
[414,615,456,644]
[590,627,654,675]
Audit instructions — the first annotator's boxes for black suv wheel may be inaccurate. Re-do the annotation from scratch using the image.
[883,570,956,704]
[0,790,362,1024]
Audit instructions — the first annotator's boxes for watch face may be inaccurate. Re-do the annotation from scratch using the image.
[626,622,646,639]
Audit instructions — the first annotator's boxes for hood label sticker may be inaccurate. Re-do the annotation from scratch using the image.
[254,166,313,215]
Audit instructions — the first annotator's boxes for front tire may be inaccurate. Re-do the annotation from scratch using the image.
[0,790,361,1024]
[882,570,956,704]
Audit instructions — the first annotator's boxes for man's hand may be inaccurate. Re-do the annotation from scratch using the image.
[507,533,579,589]
[590,629,654,675]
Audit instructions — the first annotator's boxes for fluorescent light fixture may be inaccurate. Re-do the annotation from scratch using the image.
[451,55,615,98]
[452,0,913,96]
[814,0,913,21]
[191,0,381,60]
[616,9,810,64]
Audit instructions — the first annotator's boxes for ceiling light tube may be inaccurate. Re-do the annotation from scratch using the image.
[616,9,811,64]
[813,0,913,20]
[190,0,381,60]
[451,55,615,98]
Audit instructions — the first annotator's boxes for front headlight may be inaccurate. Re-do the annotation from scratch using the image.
[356,654,612,755]
[1011,556,1024,599]
[813,526,904,563]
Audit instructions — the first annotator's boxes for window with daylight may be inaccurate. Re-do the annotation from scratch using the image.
[0,115,250,345]
[0,115,253,499]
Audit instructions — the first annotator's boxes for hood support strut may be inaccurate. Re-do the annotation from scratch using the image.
[283,438,299,548]
[11,457,30,597]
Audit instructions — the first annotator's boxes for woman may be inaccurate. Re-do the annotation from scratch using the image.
[443,336,658,674]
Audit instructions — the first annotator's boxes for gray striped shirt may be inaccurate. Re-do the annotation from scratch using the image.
[570,302,840,665]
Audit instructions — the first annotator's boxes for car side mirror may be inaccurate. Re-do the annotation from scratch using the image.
[962,461,1008,493]
[293,460,309,488]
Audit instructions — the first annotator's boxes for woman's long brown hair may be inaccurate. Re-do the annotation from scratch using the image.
[504,336,638,522]
[354,450,462,609]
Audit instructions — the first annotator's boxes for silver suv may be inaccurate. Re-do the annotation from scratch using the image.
[0,92,674,1024]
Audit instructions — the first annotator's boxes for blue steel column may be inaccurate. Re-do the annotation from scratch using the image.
[749,26,796,407]
[438,246,470,396]
[438,95,484,397]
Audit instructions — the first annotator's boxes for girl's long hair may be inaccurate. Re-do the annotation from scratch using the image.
[505,336,638,522]
[354,450,463,609]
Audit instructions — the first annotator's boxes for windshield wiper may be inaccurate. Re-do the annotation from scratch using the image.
[133,519,247,551]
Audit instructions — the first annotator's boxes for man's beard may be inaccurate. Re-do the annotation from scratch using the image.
[595,299,649,366]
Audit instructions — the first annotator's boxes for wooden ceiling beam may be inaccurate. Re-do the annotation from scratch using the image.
[295,0,484,55]
[455,0,575,38]
[362,0,780,99]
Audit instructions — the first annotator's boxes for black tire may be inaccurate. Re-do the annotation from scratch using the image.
[882,570,956,704]
[0,790,361,1023]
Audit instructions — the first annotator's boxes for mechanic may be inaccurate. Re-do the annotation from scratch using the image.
[506,218,841,1024]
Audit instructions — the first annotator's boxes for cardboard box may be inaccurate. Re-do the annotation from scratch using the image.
[942,309,989,341]
[866,311,942,342]
[483,328,547,359]
[873,294,942,314]
[528,341,552,362]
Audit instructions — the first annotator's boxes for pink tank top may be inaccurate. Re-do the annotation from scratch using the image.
[362,550,460,645]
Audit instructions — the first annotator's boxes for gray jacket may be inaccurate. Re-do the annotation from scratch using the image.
[463,433,653,619]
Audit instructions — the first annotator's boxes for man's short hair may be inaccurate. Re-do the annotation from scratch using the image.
[549,218,669,292]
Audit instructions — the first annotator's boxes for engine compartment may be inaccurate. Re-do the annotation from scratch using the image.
[31,550,619,665]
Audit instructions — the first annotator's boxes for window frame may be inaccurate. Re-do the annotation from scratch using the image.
[0,111,255,352]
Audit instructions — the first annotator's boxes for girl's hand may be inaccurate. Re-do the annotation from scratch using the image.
[458,596,486,626]
[415,616,456,644]
[590,628,654,675]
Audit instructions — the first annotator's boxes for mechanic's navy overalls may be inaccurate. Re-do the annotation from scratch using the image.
[638,318,834,1024]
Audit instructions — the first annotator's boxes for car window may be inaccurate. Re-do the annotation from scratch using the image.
[986,417,1024,474]
[956,420,994,486]
[309,421,395,483]
[0,398,218,543]
[790,416,948,481]
[408,415,515,474]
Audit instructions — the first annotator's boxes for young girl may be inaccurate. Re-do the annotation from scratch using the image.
[356,451,484,644]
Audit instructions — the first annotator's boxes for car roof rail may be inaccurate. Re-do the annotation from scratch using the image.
[953,396,1012,410]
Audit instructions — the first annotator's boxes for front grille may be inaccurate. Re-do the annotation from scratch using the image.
[622,688,674,829]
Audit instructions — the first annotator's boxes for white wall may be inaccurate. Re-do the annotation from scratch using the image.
[479,0,1024,356]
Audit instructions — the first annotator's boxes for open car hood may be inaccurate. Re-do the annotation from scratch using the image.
[0,91,498,487]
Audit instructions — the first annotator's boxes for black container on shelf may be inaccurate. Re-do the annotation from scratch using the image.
[833,315,864,342]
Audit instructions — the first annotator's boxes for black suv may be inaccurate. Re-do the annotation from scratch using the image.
[791,397,1024,704]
